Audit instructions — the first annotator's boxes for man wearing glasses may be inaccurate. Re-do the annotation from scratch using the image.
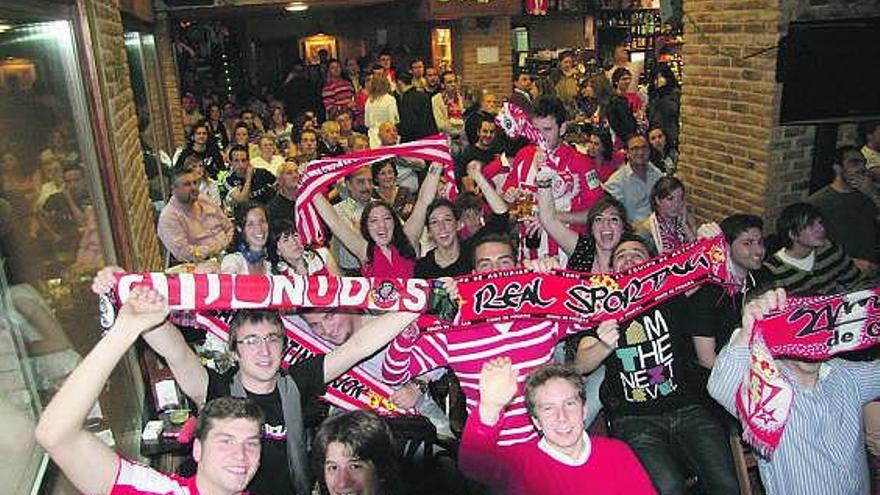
[604,134,664,224]
[92,267,416,495]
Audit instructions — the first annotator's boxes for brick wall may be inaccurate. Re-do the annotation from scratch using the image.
[764,0,880,224]
[680,0,880,228]
[457,16,513,99]
[85,0,163,271]
[156,12,186,149]
[677,0,781,224]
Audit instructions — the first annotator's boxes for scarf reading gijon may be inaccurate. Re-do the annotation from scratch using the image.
[100,236,731,417]
[737,288,880,457]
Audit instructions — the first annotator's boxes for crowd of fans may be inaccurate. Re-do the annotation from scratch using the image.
[31,43,880,495]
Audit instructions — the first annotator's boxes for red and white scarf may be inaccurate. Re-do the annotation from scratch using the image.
[737,288,880,457]
[295,135,457,245]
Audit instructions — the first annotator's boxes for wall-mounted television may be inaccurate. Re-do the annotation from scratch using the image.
[778,18,880,125]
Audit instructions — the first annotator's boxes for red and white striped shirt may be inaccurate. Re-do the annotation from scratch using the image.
[382,319,576,446]
[110,456,246,495]
[502,143,604,264]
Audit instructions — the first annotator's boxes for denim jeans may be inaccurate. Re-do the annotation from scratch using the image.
[610,404,738,495]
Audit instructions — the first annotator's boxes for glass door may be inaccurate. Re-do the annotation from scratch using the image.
[0,6,144,494]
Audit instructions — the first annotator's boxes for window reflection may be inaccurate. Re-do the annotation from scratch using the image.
[0,13,139,495]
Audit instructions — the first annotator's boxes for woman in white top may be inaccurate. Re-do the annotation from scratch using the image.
[250,136,284,176]
[220,202,273,274]
[364,75,399,149]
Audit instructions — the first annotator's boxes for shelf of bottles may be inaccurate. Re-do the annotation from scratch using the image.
[596,9,661,51]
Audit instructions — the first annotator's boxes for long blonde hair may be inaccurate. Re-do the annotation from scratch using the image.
[367,74,391,101]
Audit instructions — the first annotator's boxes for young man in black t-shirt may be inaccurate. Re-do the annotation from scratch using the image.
[225,144,276,207]
[573,238,738,495]
[91,267,419,495]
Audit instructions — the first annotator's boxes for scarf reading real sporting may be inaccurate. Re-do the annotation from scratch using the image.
[736,288,880,458]
[295,134,457,246]
[99,236,730,417]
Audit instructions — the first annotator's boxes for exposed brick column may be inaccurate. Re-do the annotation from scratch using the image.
[458,16,513,98]
[677,0,781,224]
[680,0,880,228]
[156,11,186,150]
[84,0,163,271]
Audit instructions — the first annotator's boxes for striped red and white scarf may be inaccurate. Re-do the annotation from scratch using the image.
[295,135,457,245]
[738,288,880,457]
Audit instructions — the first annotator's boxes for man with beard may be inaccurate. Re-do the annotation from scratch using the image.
[688,214,766,370]
[808,145,880,277]
[158,164,233,262]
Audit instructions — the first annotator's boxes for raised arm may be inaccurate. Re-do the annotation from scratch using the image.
[403,162,443,250]
[573,320,619,375]
[707,288,787,414]
[467,161,508,215]
[93,268,209,406]
[535,172,579,255]
[35,287,169,495]
[313,193,369,263]
[323,311,420,382]
[458,357,517,490]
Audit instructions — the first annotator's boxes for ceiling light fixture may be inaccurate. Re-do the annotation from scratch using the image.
[285,2,309,12]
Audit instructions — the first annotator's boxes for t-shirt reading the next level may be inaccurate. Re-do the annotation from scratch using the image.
[206,356,326,495]
[599,298,703,419]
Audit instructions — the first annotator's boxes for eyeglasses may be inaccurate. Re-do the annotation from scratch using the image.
[235,333,284,347]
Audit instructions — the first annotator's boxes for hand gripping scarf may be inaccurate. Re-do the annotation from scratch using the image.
[494,101,562,169]
[736,288,880,457]
[295,134,457,246]
[98,235,731,417]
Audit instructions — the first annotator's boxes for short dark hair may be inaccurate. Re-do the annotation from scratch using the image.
[616,231,656,258]
[513,71,532,82]
[61,163,85,177]
[370,159,397,185]
[719,214,764,245]
[833,144,862,166]
[239,109,254,118]
[194,397,264,442]
[585,125,613,161]
[312,410,401,495]
[229,144,250,161]
[470,231,518,266]
[524,364,584,418]
[531,95,567,126]
[170,163,193,183]
[611,67,632,86]
[454,192,484,218]
[857,121,880,145]
[586,195,630,236]
[649,176,685,211]
[299,128,319,143]
[228,310,285,352]
[775,202,823,249]
[625,133,647,149]
[441,70,456,84]
[427,198,458,222]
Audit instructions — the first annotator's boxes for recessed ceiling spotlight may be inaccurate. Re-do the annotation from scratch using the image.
[285,2,309,12]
